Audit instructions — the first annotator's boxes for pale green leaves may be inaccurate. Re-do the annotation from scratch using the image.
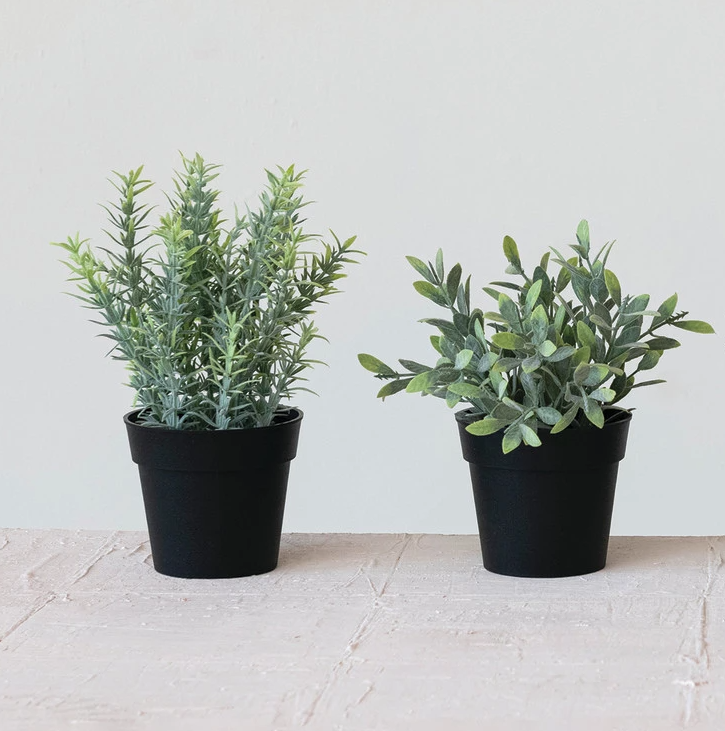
[58,155,363,430]
[358,354,394,375]
[672,320,715,334]
[359,219,713,453]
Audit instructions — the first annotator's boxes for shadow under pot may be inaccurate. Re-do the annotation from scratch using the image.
[124,408,303,579]
[456,407,632,578]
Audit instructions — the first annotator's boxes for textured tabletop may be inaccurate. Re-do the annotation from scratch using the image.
[0,531,723,730]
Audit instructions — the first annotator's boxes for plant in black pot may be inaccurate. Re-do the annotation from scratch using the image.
[56,154,361,578]
[359,221,713,577]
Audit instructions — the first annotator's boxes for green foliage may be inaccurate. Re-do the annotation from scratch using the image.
[358,220,714,452]
[55,154,362,430]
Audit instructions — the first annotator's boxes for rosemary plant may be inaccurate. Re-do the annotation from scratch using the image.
[359,221,714,452]
[56,154,361,430]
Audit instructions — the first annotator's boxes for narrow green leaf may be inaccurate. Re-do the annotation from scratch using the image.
[535,406,562,425]
[406,256,436,283]
[530,304,549,343]
[447,381,482,398]
[503,235,521,269]
[576,320,597,350]
[398,359,430,374]
[551,404,579,434]
[358,353,395,375]
[546,345,576,362]
[637,349,661,371]
[466,417,509,436]
[574,363,591,385]
[413,280,447,306]
[538,339,557,357]
[491,332,526,351]
[671,320,715,334]
[604,269,621,307]
[502,427,523,453]
[446,263,462,303]
[498,292,520,325]
[435,249,444,280]
[430,335,443,355]
[583,400,605,428]
[571,345,591,366]
[519,423,541,447]
[583,364,609,387]
[576,220,590,254]
[454,349,474,370]
[631,379,667,389]
[377,379,412,399]
[654,293,678,323]
[406,371,436,393]
[589,387,615,403]
[645,336,680,350]
[525,279,543,311]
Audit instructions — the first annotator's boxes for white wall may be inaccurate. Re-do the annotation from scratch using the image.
[1,0,723,534]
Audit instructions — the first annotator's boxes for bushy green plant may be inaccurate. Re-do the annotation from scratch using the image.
[359,221,714,452]
[56,153,362,430]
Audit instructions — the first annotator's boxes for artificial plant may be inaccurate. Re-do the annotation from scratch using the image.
[359,221,713,452]
[56,154,361,430]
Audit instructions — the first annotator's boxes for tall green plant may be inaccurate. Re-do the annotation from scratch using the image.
[359,221,714,452]
[56,154,362,430]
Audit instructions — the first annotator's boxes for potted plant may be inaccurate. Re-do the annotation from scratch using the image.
[55,154,361,579]
[359,221,713,577]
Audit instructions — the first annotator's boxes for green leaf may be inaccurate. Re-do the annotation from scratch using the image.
[413,280,447,306]
[519,423,541,447]
[540,251,550,271]
[492,357,520,373]
[502,427,523,453]
[491,332,526,351]
[535,406,562,425]
[530,304,549,343]
[538,339,557,357]
[406,256,436,284]
[430,335,443,355]
[358,353,395,375]
[645,336,680,350]
[576,220,590,255]
[654,293,678,324]
[447,381,482,398]
[574,363,591,385]
[477,351,499,372]
[406,371,437,393]
[583,399,605,428]
[377,379,412,399]
[466,417,509,436]
[553,304,567,333]
[498,293,520,325]
[522,355,542,373]
[398,359,430,374]
[551,404,579,434]
[671,320,715,334]
[454,349,474,370]
[576,321,597,350]
[546,345,576,362]
[637,350,661,371]
[503,235,521,269]
[589,314,611,330]
[525,279,543,311]
[582,364,609,387]
[446,263,462,303]
[435,249,444,280]
[604,269,621,307]
[589,387,615,403]
[571,345,591,366]
[631,378,667,389]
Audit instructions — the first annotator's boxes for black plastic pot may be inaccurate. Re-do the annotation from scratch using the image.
[124,408,303,579]
[456,408,632,578]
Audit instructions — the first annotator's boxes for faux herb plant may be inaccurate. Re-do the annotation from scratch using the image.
[56,153,361,430]
[359,221,714,453]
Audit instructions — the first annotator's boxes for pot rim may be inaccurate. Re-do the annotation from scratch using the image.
[123,406,304,433]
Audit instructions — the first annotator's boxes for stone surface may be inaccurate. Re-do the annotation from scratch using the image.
[0,530,724,730]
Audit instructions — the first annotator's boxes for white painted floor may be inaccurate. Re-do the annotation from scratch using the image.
[0,531,723,730]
